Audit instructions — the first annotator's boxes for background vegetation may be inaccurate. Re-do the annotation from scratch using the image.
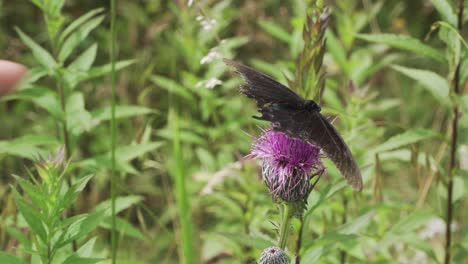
[0,0,466,263]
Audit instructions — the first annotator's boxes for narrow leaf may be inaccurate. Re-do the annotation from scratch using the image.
[372,128,442,153]
[59,8,105,44]
[356,33,446,63]
[391,65,451,106]
[15,28,55,69]
[0,252,26,264]
[430,0,457,25]
[58,15,105,62]
[69,43,98,71]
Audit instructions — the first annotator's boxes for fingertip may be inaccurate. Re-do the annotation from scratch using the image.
[0,60,28,97]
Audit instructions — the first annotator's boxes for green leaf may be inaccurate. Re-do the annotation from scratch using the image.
[150,75,195,104]
[356,33,446,63]
[77,237,97,257]
[389,211,433,235]
[372,128,442,153]
[95,195,143,216]
[15,28,55,69]
[59,175,94,214]
[326,31,349,75]
[58,15,105,62]
[91,105,155,123]
[44,0,65,16]
[12,188,48,243]
[81,60,135,81]
[430,0,457,25]
[3,85,62,119]
[76,143,162,173]
[69,43,98,71]
[7,227,33,250]
[66,92,93,135]
[0,252,26,264]
[391,65,451,107]
[338,211,375,234]
[62,255,102,264]
[216,232,273,249]
[0,134,59,159]
[258,20,291,44]
[100,217,145,240]
[14,175,47,211]
[302,246,325,263]
[60,210,106,246]
[59,8,105,44]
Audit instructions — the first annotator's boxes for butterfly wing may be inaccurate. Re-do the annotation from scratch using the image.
[224,59,304,108]
[259,104,363,191]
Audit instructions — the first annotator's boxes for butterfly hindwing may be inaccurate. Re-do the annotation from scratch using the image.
[259,105,362,191]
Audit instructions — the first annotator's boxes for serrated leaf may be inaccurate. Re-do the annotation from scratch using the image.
[15,28,55,69]
[391,65,451,107]
[59,8,105,44]
[69,43,98,71]
[258,20,291,44]
[372,128,442,153]
[356,33,446,63]
[0,252,26,264]
[58,15,105,62]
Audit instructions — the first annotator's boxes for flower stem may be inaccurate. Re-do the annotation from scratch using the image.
[294,216,304,263]
[444,1,463,263]
[110,0,118,263]
[278,203,294,250]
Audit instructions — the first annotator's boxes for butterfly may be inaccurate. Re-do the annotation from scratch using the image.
[225,59,362,191]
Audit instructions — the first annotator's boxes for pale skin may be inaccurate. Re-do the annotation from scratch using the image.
[0,60,27,97]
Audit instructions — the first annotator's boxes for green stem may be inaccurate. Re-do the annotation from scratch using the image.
[110,0,118,263]
[444,1,463,263]
[172,110,194,263]
[278,203,294,250]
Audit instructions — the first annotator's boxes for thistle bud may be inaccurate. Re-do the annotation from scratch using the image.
[259,246,289,264]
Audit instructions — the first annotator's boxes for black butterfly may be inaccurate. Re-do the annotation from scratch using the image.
[225,59,362,191]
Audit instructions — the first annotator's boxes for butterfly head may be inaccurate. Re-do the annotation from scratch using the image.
[304,100,321,112]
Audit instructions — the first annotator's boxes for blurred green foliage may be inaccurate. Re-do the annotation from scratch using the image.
[0,0,466,263]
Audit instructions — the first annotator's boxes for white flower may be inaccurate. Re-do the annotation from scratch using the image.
[188,0,194,7]
[196,15,217,31]
[200,48,221,64]
[196,78,222,89]
[418,217,458,239]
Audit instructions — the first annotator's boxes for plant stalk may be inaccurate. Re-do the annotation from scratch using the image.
[110,0,118,263]
[278,203,293,250]
[295,217,305,264]
[444,1,463,263]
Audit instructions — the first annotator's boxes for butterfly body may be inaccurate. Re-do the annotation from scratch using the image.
[226,59,363,191]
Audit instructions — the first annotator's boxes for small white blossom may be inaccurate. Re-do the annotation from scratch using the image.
[419,217,458,239]
[196,15,217,31]
[200,48,221,64]
[196,78,222,89]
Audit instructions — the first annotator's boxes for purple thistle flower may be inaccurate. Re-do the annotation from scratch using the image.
[251,130,324,202]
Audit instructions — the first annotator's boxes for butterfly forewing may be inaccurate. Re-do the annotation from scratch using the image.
[227,60,363,191]
[224,59,304,108]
